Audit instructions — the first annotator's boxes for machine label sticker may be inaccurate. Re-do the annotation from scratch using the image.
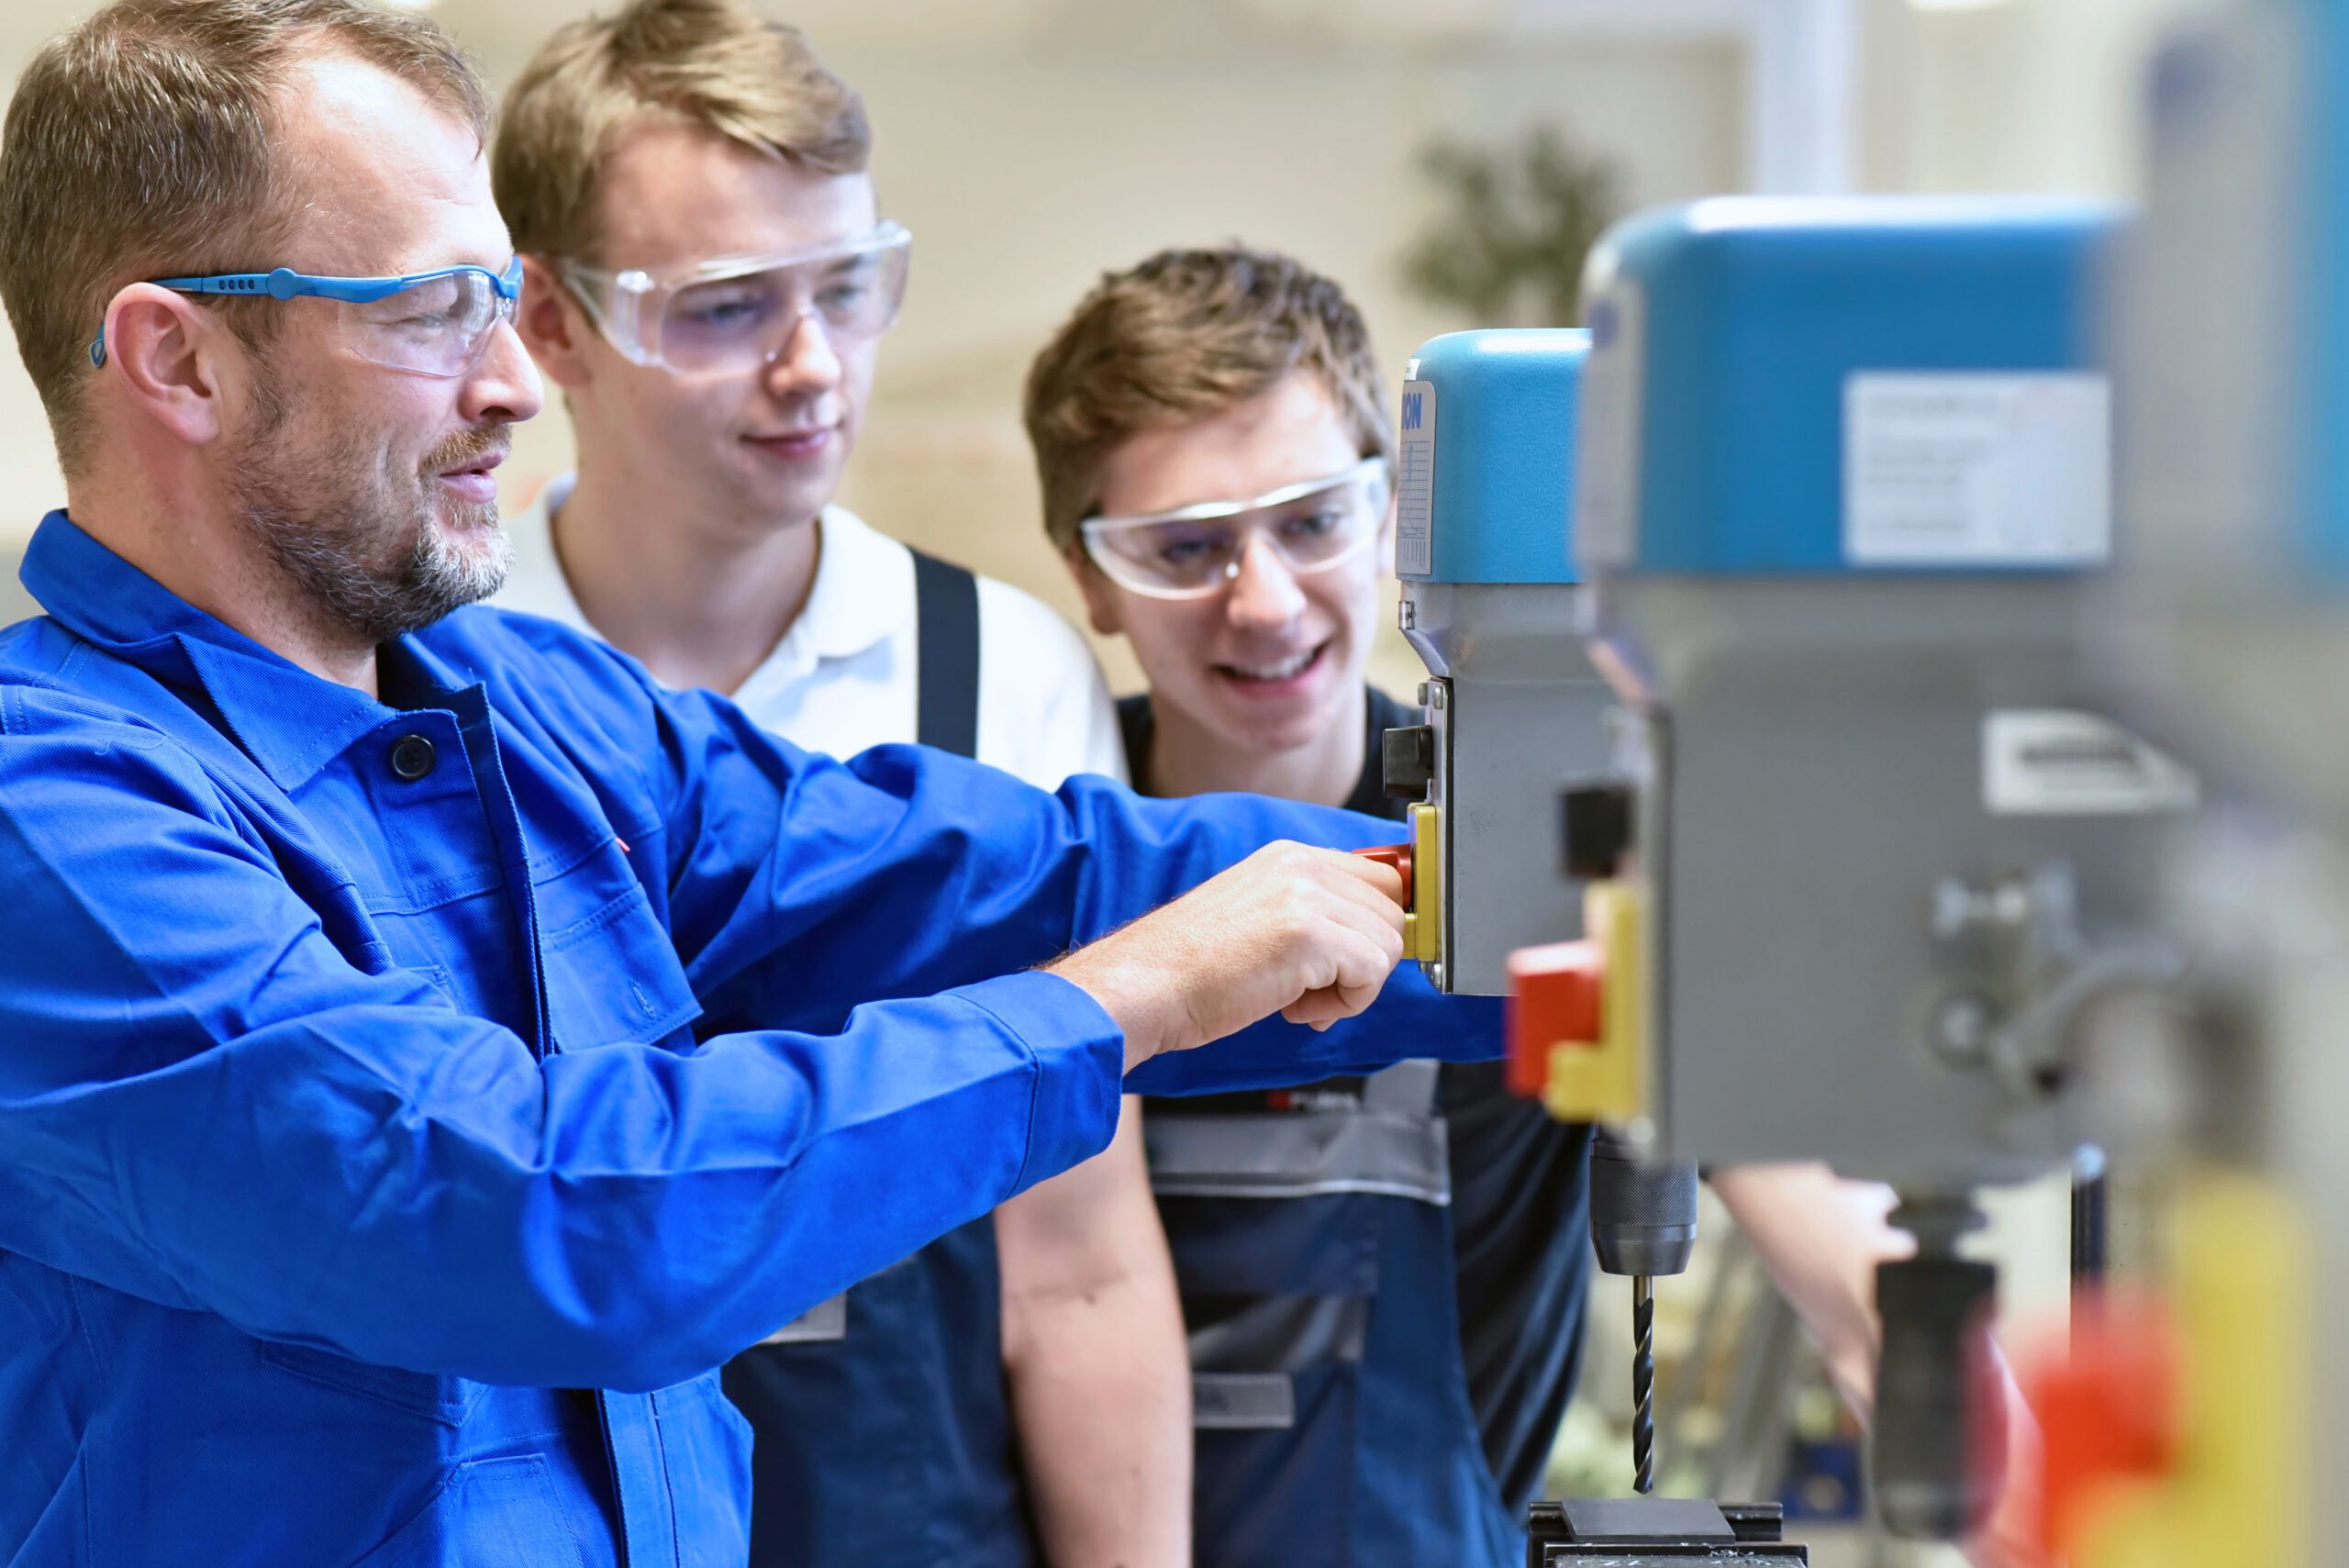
[1845,373,2112,566]
[1396,379,1436,578]
[1983,710,2200,816]
[1575,278,1644,567]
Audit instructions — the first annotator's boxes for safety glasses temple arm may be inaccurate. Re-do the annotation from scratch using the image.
[150,261,523,305]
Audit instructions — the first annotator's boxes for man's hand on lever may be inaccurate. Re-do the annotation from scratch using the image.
[1048,842,1409,1073]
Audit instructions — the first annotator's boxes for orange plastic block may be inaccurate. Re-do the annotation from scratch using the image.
[2021,1294,2179,1565]
[1506,940,1602,1100]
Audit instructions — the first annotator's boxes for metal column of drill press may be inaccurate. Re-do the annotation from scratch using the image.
[1589,1131,1698,1496]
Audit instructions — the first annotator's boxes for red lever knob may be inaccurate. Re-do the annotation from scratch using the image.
[1505,940,1603,1100]
[1352,842,1412,910]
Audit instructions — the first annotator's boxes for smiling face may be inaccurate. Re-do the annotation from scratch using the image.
[551,121,882,535]
[215,50,541,643]
[1074,371,1388,755]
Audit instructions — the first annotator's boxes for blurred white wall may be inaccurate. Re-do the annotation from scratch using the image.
[1860,0,2189,198]
[798,26,1749,693]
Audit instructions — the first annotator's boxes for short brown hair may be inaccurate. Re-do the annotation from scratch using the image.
[1023,246,1391,552]
[0,0,489,473]
[495,0,870,267]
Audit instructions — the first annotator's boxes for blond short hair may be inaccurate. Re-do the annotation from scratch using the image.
[1023,246,1391,553]
[495,0,870,267]
[0,0,488,474]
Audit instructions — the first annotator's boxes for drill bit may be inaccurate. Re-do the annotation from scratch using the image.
[1631,1273,1656,1495]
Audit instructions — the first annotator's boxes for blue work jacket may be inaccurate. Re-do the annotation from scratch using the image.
[0,512,1501,1568]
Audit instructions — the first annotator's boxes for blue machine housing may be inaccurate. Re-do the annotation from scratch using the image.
[1396,328,1588,584]
[1579,198,2126,576]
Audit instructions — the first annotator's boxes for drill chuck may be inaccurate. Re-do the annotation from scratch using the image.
[1589,1132,1698,1278]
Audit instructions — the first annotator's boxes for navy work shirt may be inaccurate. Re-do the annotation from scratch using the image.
[0,513,1500,1568]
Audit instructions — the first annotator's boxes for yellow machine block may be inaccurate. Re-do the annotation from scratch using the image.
[1406,801,1442,968]
[2076,1168,2311,1568]
[1540,880,1646,1126]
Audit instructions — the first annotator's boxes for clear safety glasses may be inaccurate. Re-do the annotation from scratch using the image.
[88,260,524,379]
[556,222,912,379]
[1080,457,1392,600]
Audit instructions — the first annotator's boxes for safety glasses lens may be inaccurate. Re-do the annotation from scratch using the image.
[654,239,909,373]
[1085,466,1387,596]
[345,271,509,378]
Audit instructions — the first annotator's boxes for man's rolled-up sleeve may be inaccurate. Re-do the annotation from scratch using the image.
[0,701,1123,1395]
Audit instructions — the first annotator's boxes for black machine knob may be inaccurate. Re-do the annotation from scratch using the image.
[1872,1254,2004,1540]
[1562,782,1634,881]
[1382,724,1435,801]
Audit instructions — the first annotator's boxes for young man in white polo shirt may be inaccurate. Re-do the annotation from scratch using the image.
[490,5,1186,1566]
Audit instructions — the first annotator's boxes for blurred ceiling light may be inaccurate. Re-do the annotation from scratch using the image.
[1907,0,2020,9]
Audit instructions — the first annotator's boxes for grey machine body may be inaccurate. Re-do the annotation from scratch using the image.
[1400,577,1614,997]
[1593,575,2177,1188]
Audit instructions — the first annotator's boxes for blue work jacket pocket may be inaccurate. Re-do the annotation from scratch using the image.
[348,1454,586,1568]
[259,1339,491,1428]
[538,853,702,1051]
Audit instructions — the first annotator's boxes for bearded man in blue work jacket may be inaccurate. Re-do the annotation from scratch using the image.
[0,6,1506,1566]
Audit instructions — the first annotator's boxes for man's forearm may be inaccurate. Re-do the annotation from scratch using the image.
[1710,1163,1906,1415]
[996,1099,1191,1568]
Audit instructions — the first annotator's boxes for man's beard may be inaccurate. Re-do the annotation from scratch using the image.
[227,378,513,648]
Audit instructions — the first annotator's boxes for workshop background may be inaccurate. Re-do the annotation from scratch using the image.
[0,1,2183,1563]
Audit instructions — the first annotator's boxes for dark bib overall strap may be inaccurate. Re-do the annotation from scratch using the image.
[911,549,981,758]
[724,546,1036,1568]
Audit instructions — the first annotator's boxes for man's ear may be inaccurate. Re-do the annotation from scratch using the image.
[516,255,593,391]
[1062,542,1125,637]
[100,284,229,448]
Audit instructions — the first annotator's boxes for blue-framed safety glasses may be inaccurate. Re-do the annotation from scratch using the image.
[89,258,524,378]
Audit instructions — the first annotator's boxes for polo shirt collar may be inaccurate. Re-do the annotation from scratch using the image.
[20,510,418,792]
[529,476,911,674]
[788,506,914,663]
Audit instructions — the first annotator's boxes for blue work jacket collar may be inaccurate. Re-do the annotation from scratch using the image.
[18,509,458,792]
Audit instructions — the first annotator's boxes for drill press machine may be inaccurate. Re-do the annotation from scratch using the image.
[1506,197,2198,1544]
[1373,328,1781,1562]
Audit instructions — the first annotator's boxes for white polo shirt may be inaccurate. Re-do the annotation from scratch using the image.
[495,474,1127,791]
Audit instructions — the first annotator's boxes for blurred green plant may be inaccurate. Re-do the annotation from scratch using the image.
[1400,126,1621,328]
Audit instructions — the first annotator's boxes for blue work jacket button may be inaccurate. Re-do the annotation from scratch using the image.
[389,733,438,782]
